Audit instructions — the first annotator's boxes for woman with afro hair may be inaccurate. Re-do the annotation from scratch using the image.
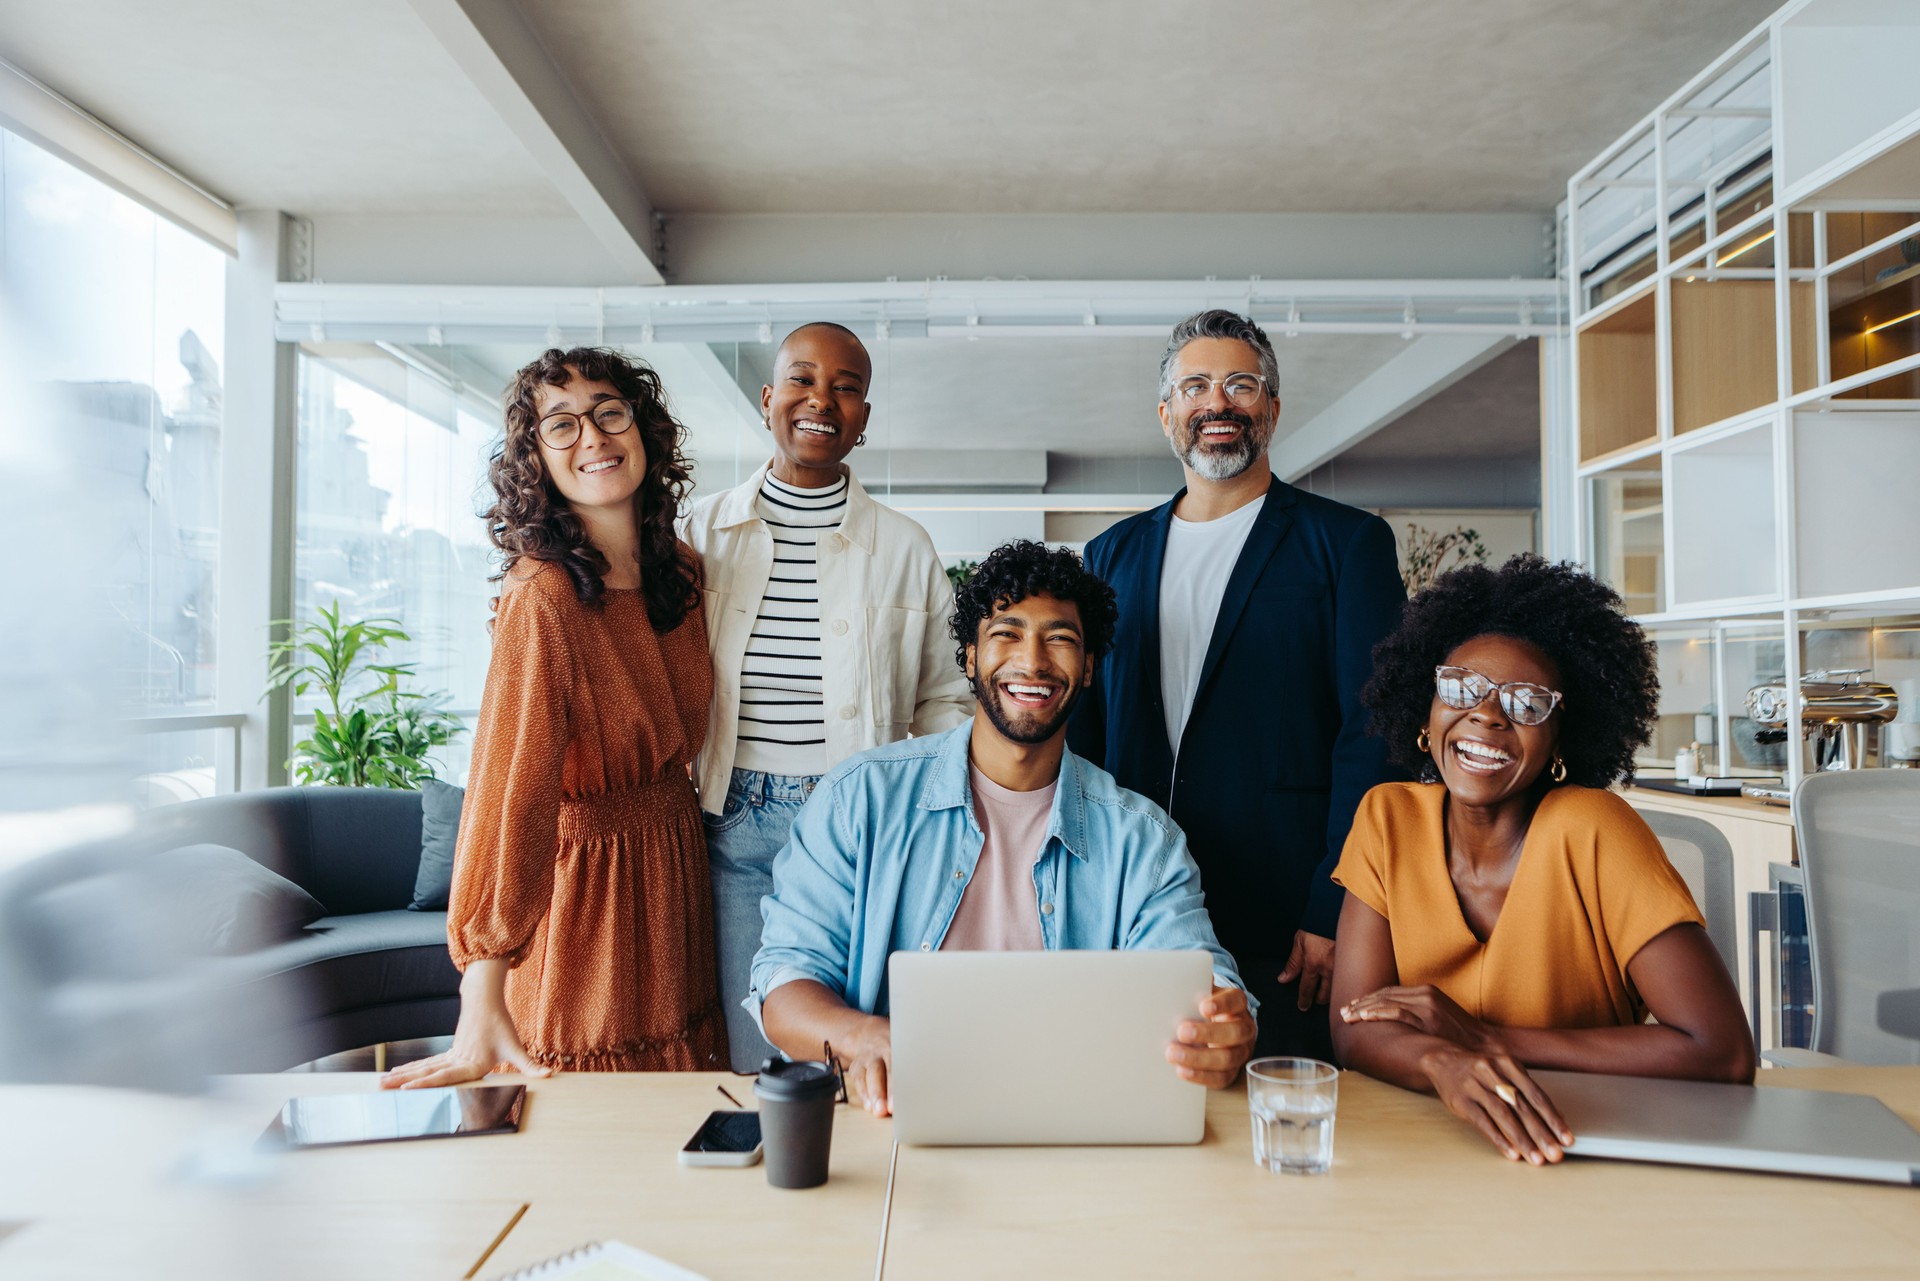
[1328,554,1754,1165]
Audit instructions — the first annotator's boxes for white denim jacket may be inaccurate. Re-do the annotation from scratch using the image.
[679,463,974,815]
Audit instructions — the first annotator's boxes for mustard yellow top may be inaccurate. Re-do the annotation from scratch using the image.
[1333,783,1703,1029]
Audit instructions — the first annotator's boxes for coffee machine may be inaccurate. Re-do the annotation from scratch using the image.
[1745,670,1900,770]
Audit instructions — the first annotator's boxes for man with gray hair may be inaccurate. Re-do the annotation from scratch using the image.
[1068,309,1405,1059]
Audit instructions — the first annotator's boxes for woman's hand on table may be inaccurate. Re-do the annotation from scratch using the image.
[381,959,552,1090]
[1340,983,1499,1054]
[1419,1044,1571,1165]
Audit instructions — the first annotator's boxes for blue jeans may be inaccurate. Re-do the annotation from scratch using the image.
[705,768,819,1072]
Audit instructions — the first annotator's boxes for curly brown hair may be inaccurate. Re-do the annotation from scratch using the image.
[487,347,698,631]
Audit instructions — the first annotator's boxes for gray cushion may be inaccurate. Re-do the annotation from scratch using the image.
[138,787,426,915]
[411,779,464,911]
[32,843,326,980]
[153,844,328,951]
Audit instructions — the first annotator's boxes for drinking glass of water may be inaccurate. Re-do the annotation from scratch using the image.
[1246,1056,1338,1174]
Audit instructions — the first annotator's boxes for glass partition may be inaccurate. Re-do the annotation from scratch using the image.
[0,125,227,809]
[1587,462,1664,616]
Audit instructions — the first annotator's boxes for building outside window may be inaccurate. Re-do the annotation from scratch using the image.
[294,348,498,784]
[0,125,225,809]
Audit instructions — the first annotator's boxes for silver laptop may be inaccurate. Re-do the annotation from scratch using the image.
[887,950,1212,1146]
[1535,1070,1920,1185]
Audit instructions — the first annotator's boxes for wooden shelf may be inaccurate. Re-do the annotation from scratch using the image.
[1821,212,1918,308]
[1831,260,1920,399]
[1670,278,1818,433]
[1577,292,1658,462]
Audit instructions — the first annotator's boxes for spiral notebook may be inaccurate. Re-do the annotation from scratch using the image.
[492,1240,708,1280]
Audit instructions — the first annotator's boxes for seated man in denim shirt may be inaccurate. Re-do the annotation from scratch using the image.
[752,539,1256,1116]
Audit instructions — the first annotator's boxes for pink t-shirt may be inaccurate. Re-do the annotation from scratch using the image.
[941,765,1053,951]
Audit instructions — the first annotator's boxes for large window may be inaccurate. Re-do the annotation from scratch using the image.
[295,348,498,783]
[0,126,227,809]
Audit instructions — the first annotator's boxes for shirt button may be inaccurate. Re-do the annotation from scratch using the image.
[953,869,964,880]
[831,618,849,636]
[839,705,857,720]
[823,534,842,552]
[1041,903,1054,915]
[920,942,931,952]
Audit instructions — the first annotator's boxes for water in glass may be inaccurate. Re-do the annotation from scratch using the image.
[1246,1056,1338,1175]
[1250,1094,1336,1174]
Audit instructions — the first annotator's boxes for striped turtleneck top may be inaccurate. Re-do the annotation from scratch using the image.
[733,470,849,776]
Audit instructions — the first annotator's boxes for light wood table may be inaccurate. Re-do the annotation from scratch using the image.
[8,1069,1917,1279]
[880,1068,1920,1280]
[0,1072,894,1281]
[466,1072,893,1279]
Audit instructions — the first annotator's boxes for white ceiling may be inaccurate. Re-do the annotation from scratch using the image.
[1,0,1780,217]
[1344,340,1541,462]
[526,0,1782,214]
[0,0,566,216]
[1,0,1763,497]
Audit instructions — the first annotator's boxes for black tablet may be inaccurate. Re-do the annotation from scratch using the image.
[259,1083,527,1150]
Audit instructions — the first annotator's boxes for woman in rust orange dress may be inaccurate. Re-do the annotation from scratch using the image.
[384,346,727,1084]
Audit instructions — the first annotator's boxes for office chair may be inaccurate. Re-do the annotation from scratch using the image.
[1795,771,1920,1065]
[0,836,217,1090]
[1637,807,1739,979]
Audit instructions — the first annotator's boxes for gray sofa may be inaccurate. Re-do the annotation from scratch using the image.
[148,786,461,1069]
[0,786,460,1083]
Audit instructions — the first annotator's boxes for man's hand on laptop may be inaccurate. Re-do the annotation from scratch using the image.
[1165,985,1257,1088]
[838,1014,896,1117]
[762,980,897,1118]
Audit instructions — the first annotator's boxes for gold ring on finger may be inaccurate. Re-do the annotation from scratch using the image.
[1493,1083,1518,1107]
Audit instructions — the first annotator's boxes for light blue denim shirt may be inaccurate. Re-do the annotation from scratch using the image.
[749,723,1247,1024]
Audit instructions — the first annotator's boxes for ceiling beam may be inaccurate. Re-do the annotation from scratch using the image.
[1269,335,1513,482]
[0,56,236,254]
[405,0,663,285]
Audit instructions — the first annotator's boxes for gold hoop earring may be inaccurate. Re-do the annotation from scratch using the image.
[1550,755,1567,783]
[1416,728,1430,754]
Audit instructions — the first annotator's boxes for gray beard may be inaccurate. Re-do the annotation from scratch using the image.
[1172,430,1261,481]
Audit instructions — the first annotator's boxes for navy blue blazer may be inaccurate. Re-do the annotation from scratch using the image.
[1068,478,1405,959]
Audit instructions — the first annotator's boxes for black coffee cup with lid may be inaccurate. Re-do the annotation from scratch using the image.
[753,1058,838,1189]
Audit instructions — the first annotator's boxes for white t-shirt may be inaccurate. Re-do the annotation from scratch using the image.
[1158,499,1262,754]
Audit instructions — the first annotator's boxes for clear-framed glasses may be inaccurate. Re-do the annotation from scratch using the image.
[1433,665,1564,726]
[536,398,637,449]
[1172,373,1270,405]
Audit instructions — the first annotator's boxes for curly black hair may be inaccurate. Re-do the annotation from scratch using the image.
[949,540,1118,673]
[1363,553,1659,789]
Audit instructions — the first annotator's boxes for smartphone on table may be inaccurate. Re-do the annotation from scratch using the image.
[679,1109,762,1166]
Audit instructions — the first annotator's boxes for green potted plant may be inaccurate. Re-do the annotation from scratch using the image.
[265,600,464,788]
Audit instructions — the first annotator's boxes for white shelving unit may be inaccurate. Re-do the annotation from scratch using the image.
[1558,0,1920,795]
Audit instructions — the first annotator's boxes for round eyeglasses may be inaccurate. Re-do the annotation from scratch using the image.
[536,398,637,449]
[1172,373,1270,406]
[1434,664,1564,726]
